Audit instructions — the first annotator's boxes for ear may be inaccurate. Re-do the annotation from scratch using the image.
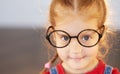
[46,26,55,36]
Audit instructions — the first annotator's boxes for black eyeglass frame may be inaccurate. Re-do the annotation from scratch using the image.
[46,25,105,48]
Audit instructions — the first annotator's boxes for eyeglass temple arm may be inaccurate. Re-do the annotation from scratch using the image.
[46,26,55,37]
[100,25,105,36]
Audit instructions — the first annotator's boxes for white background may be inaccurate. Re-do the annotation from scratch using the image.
[0,0,120,29]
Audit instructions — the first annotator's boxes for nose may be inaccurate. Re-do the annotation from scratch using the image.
[69,38,83,54]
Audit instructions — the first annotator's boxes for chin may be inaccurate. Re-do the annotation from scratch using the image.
[68,61,88,70]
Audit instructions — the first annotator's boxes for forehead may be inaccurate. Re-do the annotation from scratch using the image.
[55,16,98,35]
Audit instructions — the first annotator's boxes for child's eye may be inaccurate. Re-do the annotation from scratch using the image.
[82,35,91,41]
[61,35,69,41]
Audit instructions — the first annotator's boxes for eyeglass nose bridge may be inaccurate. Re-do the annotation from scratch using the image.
[69,36,81,45]
[70,36,79,42]
[70,36,78,38]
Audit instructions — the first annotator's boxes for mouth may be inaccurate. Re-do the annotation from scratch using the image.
[68,56,86,62]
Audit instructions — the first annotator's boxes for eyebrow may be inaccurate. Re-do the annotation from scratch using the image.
[55,32,67,36]
[47,25,104,36]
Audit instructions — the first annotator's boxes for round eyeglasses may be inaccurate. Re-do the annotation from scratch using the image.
[46,26,104,48]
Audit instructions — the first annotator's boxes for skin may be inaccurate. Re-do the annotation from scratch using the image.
[55,14,100,74]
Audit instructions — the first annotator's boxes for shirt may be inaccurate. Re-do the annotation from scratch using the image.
[43,59,120,74]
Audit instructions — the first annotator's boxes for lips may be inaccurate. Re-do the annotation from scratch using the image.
[68,56,85,62]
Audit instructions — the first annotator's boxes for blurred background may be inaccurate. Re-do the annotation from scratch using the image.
[0,0,120,74]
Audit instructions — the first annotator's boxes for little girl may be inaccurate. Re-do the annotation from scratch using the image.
[40,0,120,74]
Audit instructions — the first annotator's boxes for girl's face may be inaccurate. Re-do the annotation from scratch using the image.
[55,15,99,73]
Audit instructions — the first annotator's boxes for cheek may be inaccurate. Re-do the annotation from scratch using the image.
[56,48,68,59]
[85,45,99,57]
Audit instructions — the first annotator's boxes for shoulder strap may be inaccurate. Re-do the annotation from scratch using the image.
[104,65,113,74]
[49,67,58,74]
